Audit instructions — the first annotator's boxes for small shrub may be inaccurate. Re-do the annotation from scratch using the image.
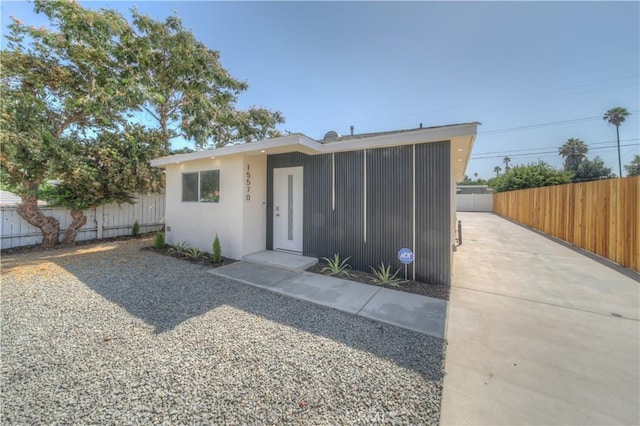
[153,231,165,249]
[185,247,204,261]
[212,234,222,263]
[131,220,140,237]
[320,253,351,277]
[167,241,189,258]
[370,262,405,287]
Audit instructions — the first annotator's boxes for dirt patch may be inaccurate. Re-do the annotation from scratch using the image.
[0,233,157,257]
[307,262,450,301]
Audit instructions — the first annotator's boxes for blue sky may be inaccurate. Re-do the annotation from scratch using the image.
[2,1,638,178]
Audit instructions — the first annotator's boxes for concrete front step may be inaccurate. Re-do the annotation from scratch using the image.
[243,250,318,272]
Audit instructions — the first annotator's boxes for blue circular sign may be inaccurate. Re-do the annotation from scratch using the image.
[398,248,413,265]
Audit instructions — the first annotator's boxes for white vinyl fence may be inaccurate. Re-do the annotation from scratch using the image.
[1,194,165,249]
[456,193,493,212]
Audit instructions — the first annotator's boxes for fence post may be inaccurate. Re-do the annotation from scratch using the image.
[96,205,104,239]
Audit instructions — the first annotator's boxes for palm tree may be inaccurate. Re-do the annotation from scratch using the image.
[558,138,588,172]
[503,156,511,172]
[603,107,631,177]
[493,166,502,177]
[474,172,478,180]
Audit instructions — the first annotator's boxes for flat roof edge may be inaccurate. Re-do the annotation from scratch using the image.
[150,122,479,167]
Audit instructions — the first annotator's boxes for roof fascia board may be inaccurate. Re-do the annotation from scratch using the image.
[313,123,478,154]
[150,123,478,167]
[150,134,321,167]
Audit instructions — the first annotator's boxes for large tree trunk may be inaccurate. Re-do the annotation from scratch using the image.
[16,195,60,248]
[61,208,87,246]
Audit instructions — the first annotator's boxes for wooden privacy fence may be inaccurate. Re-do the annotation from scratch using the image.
[1,193,165,249]
[493,176,639,272]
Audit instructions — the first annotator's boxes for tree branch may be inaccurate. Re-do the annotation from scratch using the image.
[141,104,160,122]
[53,112,85,138]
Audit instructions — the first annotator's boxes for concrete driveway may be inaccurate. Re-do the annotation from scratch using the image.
[441,212,639,425]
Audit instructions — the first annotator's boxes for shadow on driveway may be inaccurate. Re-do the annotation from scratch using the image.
[2,239,444,379]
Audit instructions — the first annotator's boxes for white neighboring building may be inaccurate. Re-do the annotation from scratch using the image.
[456,185,493,212]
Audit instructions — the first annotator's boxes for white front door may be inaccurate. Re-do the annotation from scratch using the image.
[273,167,303,253]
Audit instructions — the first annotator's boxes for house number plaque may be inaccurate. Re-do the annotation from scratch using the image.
[245,164,251,201]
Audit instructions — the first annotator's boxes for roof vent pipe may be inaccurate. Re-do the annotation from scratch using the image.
[350,125,354,135]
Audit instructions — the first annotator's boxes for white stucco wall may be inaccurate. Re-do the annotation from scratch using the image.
[163,153,269,260]
[242,156,267,256]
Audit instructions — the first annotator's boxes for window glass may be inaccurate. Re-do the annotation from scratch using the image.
[182,173,198,202]
[200,170,220,203]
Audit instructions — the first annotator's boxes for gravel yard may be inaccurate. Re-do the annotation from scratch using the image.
[1,238,445,425]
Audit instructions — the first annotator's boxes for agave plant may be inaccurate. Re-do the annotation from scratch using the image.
[184,247,204,261]
[370,262,405,287]
[320,253,351,277]
[167,241,189,258]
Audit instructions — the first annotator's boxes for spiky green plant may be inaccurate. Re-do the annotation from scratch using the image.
[167,241,189,258]
[212,234,222,263]
[184,247,204,260]
[370,262,405,287]
[131,220,140,237]
[320,253,351,277]
[153,231,165,249]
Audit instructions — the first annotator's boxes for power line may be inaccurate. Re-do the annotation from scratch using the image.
[478,111,640,135]
[471,142,639,160]
[472,138,639,156]
[298,76,640,132]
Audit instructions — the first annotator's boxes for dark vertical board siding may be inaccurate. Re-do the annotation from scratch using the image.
[415,141,451,284]
[332,151,364,261]
[363,146,413,274]
[303,154,332,257]
[267,141,451,285]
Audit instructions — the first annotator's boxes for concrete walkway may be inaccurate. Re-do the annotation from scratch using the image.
[441,212,640,425]
[210,258,447,339]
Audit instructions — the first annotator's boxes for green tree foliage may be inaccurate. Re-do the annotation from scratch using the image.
[36,126,166,243]
[503,156,511,172]
[0,0,140,247]
[491,161,573,192]
[493,166,502,177]
[457,175,488,185]
[459,175,472,184]
[42,127,165,207]
[603,107,631,177]
[572,156,614,182]
[624,155,640,177]
[558,138,588,173]
[170,147,195,155]
[1,1,284,247]
[128,10,284,149]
